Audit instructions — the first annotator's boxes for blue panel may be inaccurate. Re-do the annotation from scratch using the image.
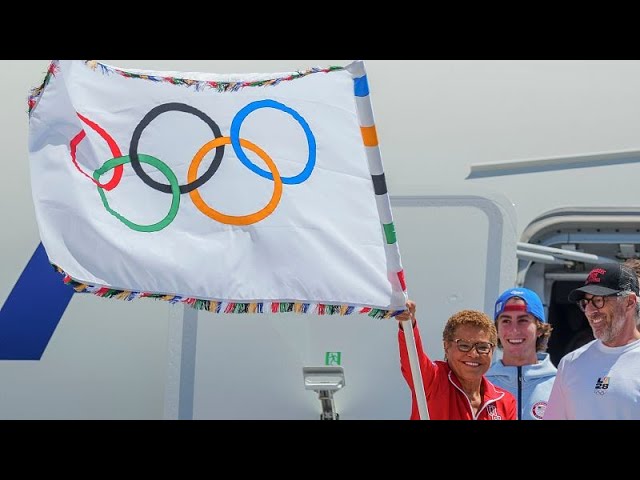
[354,76,370,97]
[0,243,74,360]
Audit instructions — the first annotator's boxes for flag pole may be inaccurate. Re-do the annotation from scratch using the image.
[401,319,429,419]
[347,60,429,420]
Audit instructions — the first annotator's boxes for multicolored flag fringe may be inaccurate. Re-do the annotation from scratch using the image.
[28,60,407,317]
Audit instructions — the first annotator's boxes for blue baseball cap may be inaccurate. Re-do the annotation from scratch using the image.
[494,287,546,323]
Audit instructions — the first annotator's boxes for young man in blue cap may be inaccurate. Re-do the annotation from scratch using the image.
[486,287,557,419]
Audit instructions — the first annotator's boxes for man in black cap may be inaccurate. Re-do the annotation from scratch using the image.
[544,263,640,419]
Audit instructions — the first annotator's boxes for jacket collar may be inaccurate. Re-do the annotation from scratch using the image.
[442,361,505,402]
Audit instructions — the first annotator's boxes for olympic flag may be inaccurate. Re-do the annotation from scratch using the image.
[27,60,407,317]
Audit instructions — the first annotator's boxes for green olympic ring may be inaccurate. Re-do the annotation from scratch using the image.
[93,154,180,232]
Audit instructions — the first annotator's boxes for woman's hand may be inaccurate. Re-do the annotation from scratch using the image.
[396,300,416,327]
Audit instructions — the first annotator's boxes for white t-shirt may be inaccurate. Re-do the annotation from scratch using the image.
[544,338,640,420]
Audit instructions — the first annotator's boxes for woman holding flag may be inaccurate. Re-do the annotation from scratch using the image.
[396,301,516,420]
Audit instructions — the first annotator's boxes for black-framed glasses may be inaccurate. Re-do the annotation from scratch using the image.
[577,293,622,312]
[453,338,494,355]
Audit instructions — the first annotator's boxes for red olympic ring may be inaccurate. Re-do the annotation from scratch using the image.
[70,113,124,191]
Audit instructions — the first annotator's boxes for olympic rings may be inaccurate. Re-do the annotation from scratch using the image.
[230,99,316,185]
[94,154,181,233]
[129,103,225,194]
[188,136,283,226]
[70,113,124,191]
[74,99,314,231]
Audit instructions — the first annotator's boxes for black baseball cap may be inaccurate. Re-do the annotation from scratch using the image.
[568,263,640,302]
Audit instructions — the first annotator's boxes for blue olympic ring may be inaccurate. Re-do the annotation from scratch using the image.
[230,99,316,185]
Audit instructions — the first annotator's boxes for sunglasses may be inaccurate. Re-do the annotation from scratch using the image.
[453,338,494,355]
[577,293,622,312]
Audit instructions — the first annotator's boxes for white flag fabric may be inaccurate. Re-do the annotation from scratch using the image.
[28,60,407,317]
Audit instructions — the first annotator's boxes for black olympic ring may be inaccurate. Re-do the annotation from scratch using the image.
[129,103,225,194]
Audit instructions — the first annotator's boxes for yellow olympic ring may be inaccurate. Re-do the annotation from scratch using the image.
[188,136,283,226]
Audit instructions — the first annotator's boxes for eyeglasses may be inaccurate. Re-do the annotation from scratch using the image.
[453,339,494,355]
[577,293,622,312]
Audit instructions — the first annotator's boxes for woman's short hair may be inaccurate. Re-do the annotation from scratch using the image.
[442,309,497,345]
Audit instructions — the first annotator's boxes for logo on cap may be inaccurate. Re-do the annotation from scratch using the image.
[586,268,606,285]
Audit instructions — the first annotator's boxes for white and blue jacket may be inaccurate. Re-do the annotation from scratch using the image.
[486,352,557,420]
